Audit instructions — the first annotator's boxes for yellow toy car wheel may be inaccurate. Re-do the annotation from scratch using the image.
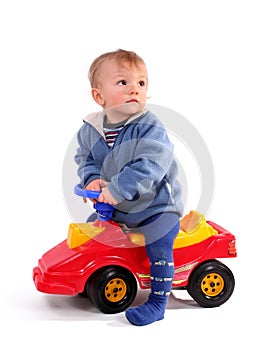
[104,278,127,302]
[187,259,235,308]
[201,273,224,297]
[85,266,137,314]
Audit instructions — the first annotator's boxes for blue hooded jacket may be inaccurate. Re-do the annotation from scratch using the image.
[75,109,183,227]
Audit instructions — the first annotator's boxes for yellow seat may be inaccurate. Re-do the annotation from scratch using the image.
[128,211,218,248]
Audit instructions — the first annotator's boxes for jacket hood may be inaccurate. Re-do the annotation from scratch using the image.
[83,108,148,137]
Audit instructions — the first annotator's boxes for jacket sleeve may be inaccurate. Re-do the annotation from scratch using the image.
[74,125,101,187]
[108,122,175,203]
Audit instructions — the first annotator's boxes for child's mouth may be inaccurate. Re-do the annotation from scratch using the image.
[126,99,139,103]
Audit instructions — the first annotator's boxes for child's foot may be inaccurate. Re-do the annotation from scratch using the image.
[125,294,167,326]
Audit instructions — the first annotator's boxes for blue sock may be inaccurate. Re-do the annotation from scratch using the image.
[125,213,179,326]
[125,259,174,326]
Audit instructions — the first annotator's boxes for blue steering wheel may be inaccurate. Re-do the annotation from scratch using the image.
[74,184,114,221]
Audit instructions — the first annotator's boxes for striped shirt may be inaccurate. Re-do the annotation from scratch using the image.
[103,117,128,147]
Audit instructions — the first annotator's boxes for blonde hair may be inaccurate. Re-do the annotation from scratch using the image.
[88,49,147,88]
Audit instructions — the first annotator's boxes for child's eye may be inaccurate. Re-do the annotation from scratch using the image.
[138,80,145,87]
[118,80,127,86]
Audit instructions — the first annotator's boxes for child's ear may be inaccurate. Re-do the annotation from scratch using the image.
[91,88,104,106]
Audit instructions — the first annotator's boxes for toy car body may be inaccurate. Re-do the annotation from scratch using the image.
[33,210,237,314]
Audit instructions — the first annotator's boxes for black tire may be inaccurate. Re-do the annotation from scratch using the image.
[86,266,137,314]
[78,290,88,298]
[187,260,235,308]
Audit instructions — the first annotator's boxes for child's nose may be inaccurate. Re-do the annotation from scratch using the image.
[129,83,139,94]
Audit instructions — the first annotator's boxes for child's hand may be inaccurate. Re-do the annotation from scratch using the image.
[98,186,118,205]
[85,179,110,203]
[86,179,102,191]
[85,179,102,203]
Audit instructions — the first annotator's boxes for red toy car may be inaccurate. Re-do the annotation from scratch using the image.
[33,186,237,314]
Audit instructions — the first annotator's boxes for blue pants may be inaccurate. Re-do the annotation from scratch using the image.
[125,212,180,325]
[139,213,180,297]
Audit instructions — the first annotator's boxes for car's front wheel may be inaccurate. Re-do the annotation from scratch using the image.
[86,266,137,314]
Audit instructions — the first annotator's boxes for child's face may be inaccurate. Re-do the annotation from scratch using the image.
[92,59,148,119]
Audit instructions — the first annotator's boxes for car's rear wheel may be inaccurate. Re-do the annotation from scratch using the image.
[86,266,137,314]
[187,260,235,307]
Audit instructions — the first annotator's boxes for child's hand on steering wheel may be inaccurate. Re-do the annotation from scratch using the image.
[98,186,118,205]
[85,179,102,203]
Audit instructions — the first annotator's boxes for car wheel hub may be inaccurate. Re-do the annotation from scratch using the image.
[105,278,127,302]
[201,273,224,297]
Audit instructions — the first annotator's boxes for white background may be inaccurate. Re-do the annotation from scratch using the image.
[1,0,276,348]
